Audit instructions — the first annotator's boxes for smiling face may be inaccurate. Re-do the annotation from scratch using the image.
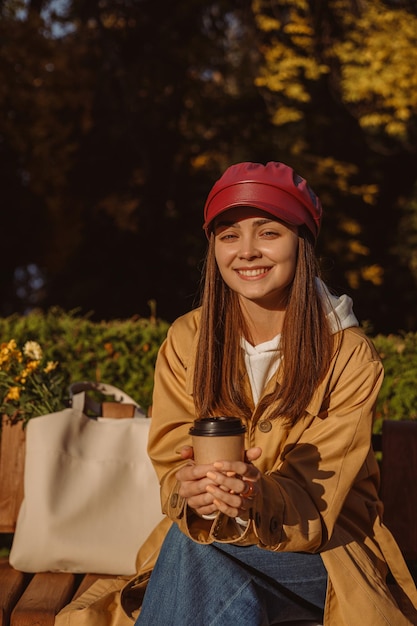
[213,206,299,311]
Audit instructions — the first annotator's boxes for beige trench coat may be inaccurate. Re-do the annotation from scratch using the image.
[56,308,417,626]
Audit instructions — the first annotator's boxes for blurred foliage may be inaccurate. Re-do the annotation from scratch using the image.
[251,0,417,332]
[253,0,417,143]
[333,3,417,143]
[373,332,417,432]
[0,0,417,334]
[0,308,170,416]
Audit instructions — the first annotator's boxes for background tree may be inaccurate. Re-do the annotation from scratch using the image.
[252,0,417,331]
[0,0,416,333]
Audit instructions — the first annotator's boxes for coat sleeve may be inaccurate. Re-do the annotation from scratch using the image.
[147,314,211,538]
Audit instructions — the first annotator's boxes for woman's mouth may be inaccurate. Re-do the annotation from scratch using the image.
[235,267,271,278]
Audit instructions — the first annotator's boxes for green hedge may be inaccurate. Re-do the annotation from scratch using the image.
[0,307,170,416]
[373,332,417,431]
[0,309,416,430]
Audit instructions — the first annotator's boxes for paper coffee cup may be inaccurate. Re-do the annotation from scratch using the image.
[189,416,246,465]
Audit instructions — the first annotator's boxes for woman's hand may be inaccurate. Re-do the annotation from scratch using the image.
[175,446,220,518]
[205,446,262,519]
[175,446,262,519]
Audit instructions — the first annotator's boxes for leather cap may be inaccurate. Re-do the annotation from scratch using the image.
[203,162,322,239]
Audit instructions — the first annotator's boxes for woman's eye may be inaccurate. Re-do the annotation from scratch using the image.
[219,231,238,241]
[260,229,279,238]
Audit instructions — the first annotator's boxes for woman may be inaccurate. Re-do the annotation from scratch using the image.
[136,162,417,625]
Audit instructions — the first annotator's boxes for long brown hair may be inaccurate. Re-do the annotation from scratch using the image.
[192,226,334,426]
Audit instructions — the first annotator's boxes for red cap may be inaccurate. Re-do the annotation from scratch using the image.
[203,162,322,239]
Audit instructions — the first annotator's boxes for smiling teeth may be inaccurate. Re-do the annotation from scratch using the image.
[237,268,268,276]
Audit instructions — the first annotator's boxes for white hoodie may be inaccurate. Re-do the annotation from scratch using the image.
[242,278,359,405]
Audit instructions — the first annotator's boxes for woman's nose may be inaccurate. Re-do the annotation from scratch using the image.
[238,237,261,259]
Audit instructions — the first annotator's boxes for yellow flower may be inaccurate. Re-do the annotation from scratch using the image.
[0,339,22,368]
[44,361,58,373]
[23,341,43,361]
[5,386,21,402]
[17,361,40,382]
[26,360,40,373]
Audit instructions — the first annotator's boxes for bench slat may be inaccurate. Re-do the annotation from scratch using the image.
[0,559,28,626]
[11,572,78,626]
[380,420,417,560]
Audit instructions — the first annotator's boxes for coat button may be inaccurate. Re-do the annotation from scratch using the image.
[254,512,262,527]
[269,517,279,533]
[258,420,272,433]
[170,493,179,508]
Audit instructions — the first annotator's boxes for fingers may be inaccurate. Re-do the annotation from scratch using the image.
[246,446,262,463]
[175,461,219,513]
[206,468,259,517]
[212,459,258,481]
[174,467,218,516]
[176,461,216,483]
[206,470,258,497]
[206,470,246,493]
[205,484,244,518]
[205,478,258,518]
[187,490,218,517]
[178,445,194,460]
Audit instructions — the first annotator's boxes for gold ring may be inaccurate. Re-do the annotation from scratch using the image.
[241,480,256,499]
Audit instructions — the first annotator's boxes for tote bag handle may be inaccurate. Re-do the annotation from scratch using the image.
[69,381,147,417]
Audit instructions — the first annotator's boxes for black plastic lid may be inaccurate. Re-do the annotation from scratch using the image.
[189,416,246,437]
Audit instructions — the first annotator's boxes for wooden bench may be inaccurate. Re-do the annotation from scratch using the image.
[1,419,416,626]
[373,420,417,563]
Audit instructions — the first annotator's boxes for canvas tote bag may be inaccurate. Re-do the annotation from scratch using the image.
[9,381,164,575]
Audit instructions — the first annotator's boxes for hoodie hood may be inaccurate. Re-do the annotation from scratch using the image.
[316,278,359,334]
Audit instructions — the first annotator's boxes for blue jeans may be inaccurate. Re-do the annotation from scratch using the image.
[135,523,327,625]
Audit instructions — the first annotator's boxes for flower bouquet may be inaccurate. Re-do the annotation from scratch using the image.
[0,339,66,427]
